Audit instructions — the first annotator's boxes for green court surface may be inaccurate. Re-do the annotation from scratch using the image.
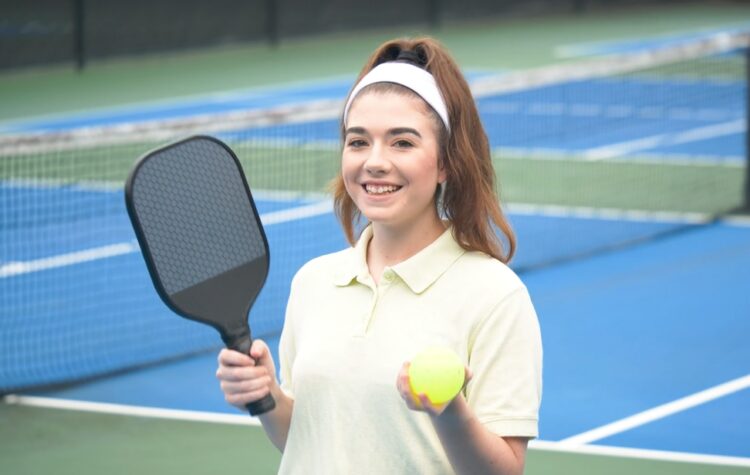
[1,3,749,121]
[2,142,743,215]
[0,404,281,475]
[2,404,747,475]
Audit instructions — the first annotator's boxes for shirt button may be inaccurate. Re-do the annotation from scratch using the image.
[383,269,395,281]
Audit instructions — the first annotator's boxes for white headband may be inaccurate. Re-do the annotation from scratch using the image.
[343,62,451,132]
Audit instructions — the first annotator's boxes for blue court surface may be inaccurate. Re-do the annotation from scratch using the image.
[18,217,750,462]
[2,34,749,468]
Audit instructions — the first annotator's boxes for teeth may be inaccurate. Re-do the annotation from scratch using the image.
[365,184,400,194]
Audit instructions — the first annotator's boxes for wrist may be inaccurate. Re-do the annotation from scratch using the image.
[270,381,289,403]
[432,394,472,425]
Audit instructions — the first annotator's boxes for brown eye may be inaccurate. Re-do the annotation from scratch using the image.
[393,139,414,148]
[347,139,368,148]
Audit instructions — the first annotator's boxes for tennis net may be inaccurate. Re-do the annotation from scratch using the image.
[1,30,747,392]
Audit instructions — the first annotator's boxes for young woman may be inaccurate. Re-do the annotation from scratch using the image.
[216,37,542,474]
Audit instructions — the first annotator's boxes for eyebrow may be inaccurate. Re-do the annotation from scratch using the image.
[345,127,422,138]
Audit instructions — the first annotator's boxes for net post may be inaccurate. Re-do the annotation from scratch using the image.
[266,0,279,48]
[745,45,750,212]
[427,0,441,30]
[72,0,86,70]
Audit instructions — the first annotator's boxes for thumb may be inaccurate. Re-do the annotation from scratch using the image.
[249,339,277,374]
[249,339,269,361]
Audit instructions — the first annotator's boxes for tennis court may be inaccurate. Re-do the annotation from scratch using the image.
[2,3,750,474]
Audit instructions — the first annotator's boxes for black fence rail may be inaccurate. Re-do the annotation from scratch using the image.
[1,0,683,70]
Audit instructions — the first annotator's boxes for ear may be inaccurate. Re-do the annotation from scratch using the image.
[437,162,447,184]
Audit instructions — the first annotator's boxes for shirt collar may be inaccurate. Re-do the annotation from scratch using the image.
[333,226,373,287]
[333,225,466,294]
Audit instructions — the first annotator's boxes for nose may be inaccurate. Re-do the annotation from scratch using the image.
[364,143,390,176]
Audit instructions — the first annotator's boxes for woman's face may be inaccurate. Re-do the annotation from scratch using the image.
[342,90,446,233]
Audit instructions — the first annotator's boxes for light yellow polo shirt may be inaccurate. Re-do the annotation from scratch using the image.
[277,226,542,474]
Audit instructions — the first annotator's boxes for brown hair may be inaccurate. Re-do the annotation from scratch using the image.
[332,37,516,263]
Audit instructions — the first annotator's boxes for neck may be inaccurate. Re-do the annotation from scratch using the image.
[367,214,446,284]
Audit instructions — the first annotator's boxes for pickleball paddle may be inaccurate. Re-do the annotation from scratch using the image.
[125,135,275,415]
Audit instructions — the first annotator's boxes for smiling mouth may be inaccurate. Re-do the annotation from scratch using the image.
[364,184,402,195]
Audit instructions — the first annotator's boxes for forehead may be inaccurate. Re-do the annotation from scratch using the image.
[346,85,438,127]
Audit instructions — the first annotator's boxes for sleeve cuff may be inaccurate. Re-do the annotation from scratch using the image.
[482,417,538,439]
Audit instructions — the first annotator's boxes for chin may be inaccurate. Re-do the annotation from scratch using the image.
[360,211,397,225]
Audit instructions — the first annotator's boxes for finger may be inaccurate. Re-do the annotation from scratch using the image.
[461,366,473,393]
[216,363,269,382]
[400,361,411,375]
[395,363,411,395]
[220,373,273,394]
[418,393,445,416]
[224,386,272,407]
[218,348,254,367]
[400,389,422,411]
[396,362,426,411]
[465,366,474,384]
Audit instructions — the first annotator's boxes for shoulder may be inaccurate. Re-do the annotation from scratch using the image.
[453,250,527,299]
[431,249,534,328]
[291,246,354,287]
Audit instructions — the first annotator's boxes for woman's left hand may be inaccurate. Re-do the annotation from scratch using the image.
[396,361,473,416]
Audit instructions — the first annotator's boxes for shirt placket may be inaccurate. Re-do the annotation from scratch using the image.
[355,267,396,336]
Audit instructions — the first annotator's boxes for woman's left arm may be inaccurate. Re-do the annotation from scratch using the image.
[397,284,542,473]
[397,368,528,475]
[431,395,528,475]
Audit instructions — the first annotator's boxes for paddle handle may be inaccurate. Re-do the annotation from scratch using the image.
[230,334,277,416]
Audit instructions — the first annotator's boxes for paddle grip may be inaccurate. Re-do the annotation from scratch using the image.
[229,333,277,416]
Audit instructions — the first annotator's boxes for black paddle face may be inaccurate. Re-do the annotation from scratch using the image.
[125,135,275,415]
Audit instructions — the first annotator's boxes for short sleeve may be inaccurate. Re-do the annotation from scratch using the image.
[278,273,300,399]
[466,286,543,438]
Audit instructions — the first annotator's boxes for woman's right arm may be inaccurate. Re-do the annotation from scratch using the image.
[216,340,293,451]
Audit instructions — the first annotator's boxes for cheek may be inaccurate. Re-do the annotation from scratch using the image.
[340,154,359,192]
[413,156,442,188]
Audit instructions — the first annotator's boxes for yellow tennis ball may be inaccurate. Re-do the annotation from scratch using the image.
[408,347,465,406]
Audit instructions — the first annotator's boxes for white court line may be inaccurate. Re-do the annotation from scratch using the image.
[258,200,332,226]
[531,440,750,468]
[0,200,333,279]
[0,242,139,278]
[506,203,713,225]
[494,145,744,166]
[507,205,750,227]
[5,394,748,467]
[4,197,747,279]
[553,22,750,59]
[0,75,353,134]
[583,119,746,160]
[481,101,740,123]
[723,214,750,227]
[3,394,260,426]
[558,374,750,447]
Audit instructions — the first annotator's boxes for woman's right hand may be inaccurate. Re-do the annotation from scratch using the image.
[216,339,277,411]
